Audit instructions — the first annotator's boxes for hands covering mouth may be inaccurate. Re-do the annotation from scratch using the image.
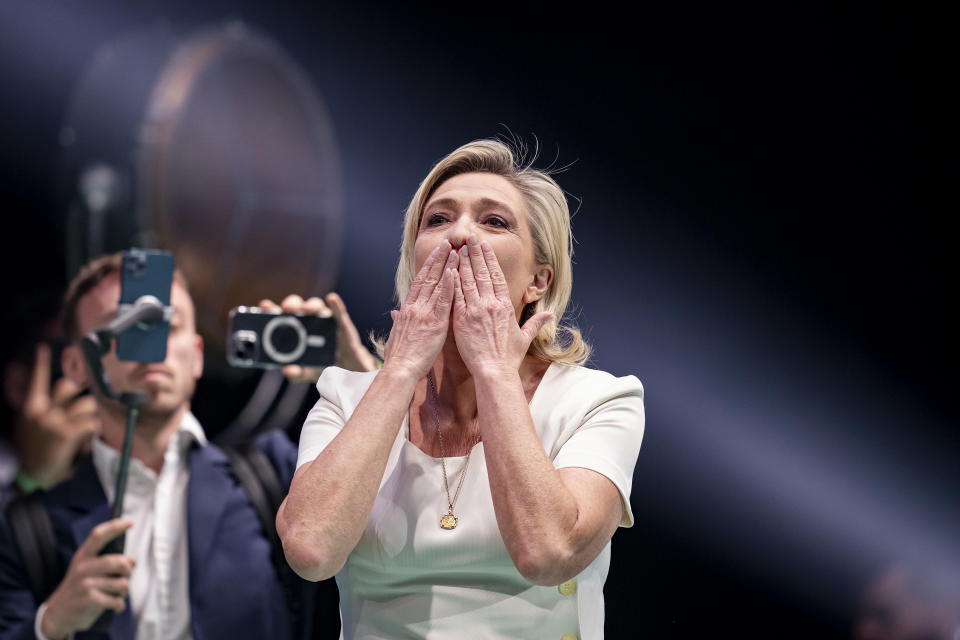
[382,235,553,379]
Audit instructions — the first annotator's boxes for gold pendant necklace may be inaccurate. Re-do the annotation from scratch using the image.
[428,370,479,530]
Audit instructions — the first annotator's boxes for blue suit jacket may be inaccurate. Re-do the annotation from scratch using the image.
[0,430,322,640]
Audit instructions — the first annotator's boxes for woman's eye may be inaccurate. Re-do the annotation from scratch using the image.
[425,213,446,226]
[485,216,508,228]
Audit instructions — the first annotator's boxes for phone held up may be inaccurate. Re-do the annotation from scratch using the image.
[227,306,337,370]
[116,249,174,363]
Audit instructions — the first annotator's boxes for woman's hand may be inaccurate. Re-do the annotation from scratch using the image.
[258,293,378,382]
[452,235,553,376]
[382,240,459,379]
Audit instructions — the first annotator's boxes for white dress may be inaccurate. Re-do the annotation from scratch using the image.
[297,363,645,640]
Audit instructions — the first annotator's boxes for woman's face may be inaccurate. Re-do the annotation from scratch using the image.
[414,172,551,318]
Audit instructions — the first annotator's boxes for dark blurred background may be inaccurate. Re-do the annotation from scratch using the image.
[0,2,954,637]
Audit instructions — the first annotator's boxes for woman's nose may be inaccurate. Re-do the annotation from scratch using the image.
[446,217,473,251]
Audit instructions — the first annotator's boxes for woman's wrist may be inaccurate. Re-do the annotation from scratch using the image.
[471,364,522,389]
[375,359,426,388]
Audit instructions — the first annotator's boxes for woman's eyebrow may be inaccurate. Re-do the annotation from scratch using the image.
[424,197,458,211]
[424,197,515,215]
[474,197,515,216]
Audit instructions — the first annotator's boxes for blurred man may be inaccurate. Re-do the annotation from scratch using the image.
[854,561,960,640]
[0,253,357,639]
[1,294,99,508]
[2,343,100,499]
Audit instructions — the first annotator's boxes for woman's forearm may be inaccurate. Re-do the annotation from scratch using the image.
[474,366,620,586]
[277,365,418,581]
[280,242,457,580]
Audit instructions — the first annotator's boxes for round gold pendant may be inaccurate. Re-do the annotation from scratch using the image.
[440,514,458,529]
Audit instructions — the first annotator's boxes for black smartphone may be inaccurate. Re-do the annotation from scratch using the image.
[45,338,90,402]
[47,338,67,389]
[115,249,174,363]
[226,306,337,369]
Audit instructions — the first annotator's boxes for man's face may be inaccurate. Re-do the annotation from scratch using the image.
[72,274,203,419]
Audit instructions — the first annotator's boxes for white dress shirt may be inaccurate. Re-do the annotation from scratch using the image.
[36,412,207,640]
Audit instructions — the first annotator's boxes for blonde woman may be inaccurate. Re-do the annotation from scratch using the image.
[278,139,645,639]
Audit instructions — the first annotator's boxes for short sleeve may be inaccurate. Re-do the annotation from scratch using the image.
[552,375,644,528]
[296,367,377,470]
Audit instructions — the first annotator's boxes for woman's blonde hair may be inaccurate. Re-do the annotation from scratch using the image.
[377,138,589,365]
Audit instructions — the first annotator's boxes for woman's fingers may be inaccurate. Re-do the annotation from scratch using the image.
[427,250,459,306]
[466,235,494,297]
[480,240,511,300]
[416,242,452,304]
[405,241,448,306]
[521,311,555,345]
[382,244,461,378]
[452,268,466,313]
[428,267,456,314]
[458,245,480,304]
[427,251,457,309]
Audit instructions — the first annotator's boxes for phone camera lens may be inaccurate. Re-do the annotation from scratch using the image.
[232,330,259,363]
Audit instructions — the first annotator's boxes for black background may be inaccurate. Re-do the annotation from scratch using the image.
[0,2,954,637]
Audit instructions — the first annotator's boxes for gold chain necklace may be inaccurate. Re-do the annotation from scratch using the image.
[427,370,480,530]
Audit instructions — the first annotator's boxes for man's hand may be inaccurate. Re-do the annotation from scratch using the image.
[14,343,100,488]
[40,518,135,640]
